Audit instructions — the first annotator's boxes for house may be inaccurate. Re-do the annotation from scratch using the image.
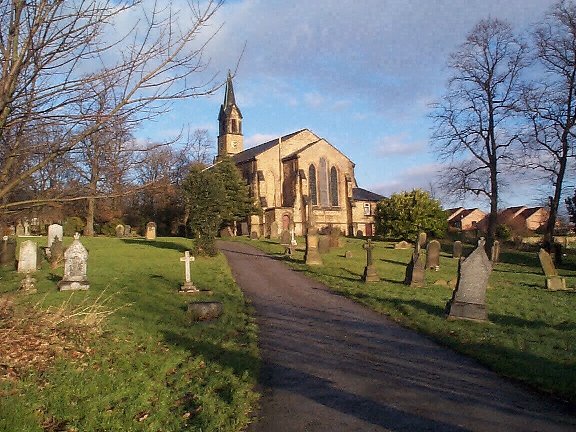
[216,74,384,237]
[499,206,549,232]
[446,207,486,231]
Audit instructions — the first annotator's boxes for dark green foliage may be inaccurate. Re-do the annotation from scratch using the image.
[375,189,447,241]
[63,217,85,236]
[496,224,512,241]
[100,218,124,237]
[183,164,225,256]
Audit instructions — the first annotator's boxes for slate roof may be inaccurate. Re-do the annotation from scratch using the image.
[232,129,311,164]
[353,187,385,202]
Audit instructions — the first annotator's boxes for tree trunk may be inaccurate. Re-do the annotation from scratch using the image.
[84,196,95,236]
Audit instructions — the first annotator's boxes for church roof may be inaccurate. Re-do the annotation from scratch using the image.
[352,187,385,202]
[281,137,355,166]
[232,129,311,164]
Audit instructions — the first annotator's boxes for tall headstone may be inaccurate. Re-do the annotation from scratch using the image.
[417,232,427,251]
[47,224,63,248]
[425,240,441,270]
[280,229,292,255]
[538,248,567,291]
[446,239,491,322]
[115,224,124,238]
[0,236,16,268]
[15,222,24,237]
[305,227,323,266]
[491,240,500,263]
[23,220,30,236]
[58,234,89,291]
[318,235,330,254]
[124,225,131,237]
[270,221,279,239]
[361,239,379,282]
[17,240,37,273]
[146,222,157,240]
[329,227,342,248]
[404,250,425,287]
[179,250,199,293]
[50,237,64,269]
[453,241,463,259]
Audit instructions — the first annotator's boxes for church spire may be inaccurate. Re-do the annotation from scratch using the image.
[217,71,243,159]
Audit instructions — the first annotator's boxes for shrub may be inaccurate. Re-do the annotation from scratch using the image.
[63,216,85,236]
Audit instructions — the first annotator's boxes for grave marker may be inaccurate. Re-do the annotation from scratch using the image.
[146,222,157,240]
[179,251,199,293]
[17,240,37,273]
[538,248,567,291]
[47,224,63,248]
[453,241,462,259]
[58,234,89,290]
[425,239,441,270]
[361,239,379,282]
[404,249,425,287]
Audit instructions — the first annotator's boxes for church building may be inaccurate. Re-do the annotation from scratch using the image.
[217,73,384,237]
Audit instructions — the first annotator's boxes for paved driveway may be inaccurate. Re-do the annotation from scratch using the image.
[219,241,576,432]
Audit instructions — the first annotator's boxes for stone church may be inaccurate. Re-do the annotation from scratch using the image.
[217,74,383,237]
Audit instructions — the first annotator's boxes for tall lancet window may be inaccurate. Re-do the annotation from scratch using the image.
[330,166,339,207]
[309,165,317,205]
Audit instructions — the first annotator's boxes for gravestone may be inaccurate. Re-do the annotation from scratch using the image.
[491,240,500,263]
[250,231,259,240]
[240,222,249,236]
[453,241,463,259]
[290,228,297,247]
[394,240,411,250]
[146,222,157,240]
[47,224,63,248]
[19,273,37,294]
[58,234,89,290]
[345,250,353,259]
[305,227,323,266]
[124,225,131,237]
[187,301,223,321]
[361,239,379,282]
[318,235,330,254]
[179,251,199,293]
[17,240,37,273]
[0,236,16,268]
[404,250,425,287]
[50,237,64,269]
[329,227,342,248]
[417,232,427,251]
[446,239,491,322]
[23,220,30,236]
[270,221,279,239]
[115,224,124,238]
[219,226,233,237]
[280,229,292,255]
[425,240,441,270]
[16,222,24,237]
[538,248,567,290]
[355,230,363,238]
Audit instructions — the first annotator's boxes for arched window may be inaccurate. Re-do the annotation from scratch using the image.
[308,165,317,205]
[330,166,339,206]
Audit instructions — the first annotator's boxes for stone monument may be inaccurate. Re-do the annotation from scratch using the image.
[19,273,37,294]
[394,240,411,250]
[318,235,330,254]
[446,239,491,322]
[404,249,425,287]
[17,240,37,273]
[361,239,379,282]
[0,236,16,268]
[47,223,63,248]
[417,232,427,251]
[538,248,567,291]
[425,239,441,270]
[280,229,292,255]
[58,234,90,291]
[50,237,64,269]
[491,240,500,263]
[179,251,199,293]
[453,241,462,259]
[115,224,124,238]
[146,222,157,240]
[270,221,279,239]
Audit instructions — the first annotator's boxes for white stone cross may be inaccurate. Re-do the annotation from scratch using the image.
[290,228,297,246]
[180,251,195,283]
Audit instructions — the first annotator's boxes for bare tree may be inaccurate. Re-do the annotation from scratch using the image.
[431,18,527,250]
[0,0,224,217]
[521,0,576,248]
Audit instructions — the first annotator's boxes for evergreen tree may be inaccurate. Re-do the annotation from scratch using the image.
[566,189,576,226]
[375,189,447,241]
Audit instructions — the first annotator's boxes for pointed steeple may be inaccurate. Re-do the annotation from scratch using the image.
[217,71,243,159]
[224,71,237,107]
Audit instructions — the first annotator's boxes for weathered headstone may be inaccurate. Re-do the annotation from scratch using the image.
[394,240,411,250]
[418,232,427,250]
[47,224,63,248]
[15,222,24,237]
[446,239,491,322]
[146,222,157,240]
[318,235,330,254]
[115,224,124,238]
[491,240,500,263]
[538,248,567,290]
[345,250,353,259]
[270,221,279,239]
[179,250,198,293]
[0,236,16,268]
[361,239,379,282]
[19,273,37,294]
[305,227,323,265]
[240,222,249,236]
[290,228,297,247]
[58,234,89,290]
[404,250,425,287]
[453,241,463,259]
[425,240,441,270]
[355,230,363,238]
[280,229,292,255]
[250,231,259,240]
[123,225,131,237]
[329,227,342,248]
[50,237,64,269]
[23,220,30,236]
[219,226,233,237]
[187,301,223,321]
[17,240,37,273]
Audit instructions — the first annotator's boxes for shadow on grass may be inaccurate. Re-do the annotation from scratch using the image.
[491,311,576,331]
[121,239,188,252]
[380,258,408,266]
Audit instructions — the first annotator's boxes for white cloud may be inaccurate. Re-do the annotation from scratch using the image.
[376,134,426,157]
[245,133,278,148]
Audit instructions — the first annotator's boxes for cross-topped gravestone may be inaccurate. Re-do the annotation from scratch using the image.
[446,238,491,322]
[425,239,441,270]
[538,248,567,290]
[58,233,89,291]
[361,239,379,282]
[179,251,198,293]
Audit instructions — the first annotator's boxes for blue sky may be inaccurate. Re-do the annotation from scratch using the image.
[136,0,563,210]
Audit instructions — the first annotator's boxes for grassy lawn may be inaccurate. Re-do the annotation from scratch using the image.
[236,235,576,404]
[0,237,259,432]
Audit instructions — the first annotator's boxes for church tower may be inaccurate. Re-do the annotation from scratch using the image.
[217,72,243,159]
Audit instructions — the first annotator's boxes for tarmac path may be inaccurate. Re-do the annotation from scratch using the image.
[219,241,576,432]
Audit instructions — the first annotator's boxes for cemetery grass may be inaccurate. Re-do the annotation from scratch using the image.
[238,236,576,404]
[0,237,259,432]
